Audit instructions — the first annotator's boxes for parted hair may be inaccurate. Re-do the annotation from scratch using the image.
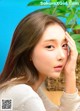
[0,11,66,89]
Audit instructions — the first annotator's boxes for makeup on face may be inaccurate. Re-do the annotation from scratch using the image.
[54,65,63,72]
[32,24,68,78]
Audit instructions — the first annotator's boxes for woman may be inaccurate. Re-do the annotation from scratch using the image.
[0,11,80,111]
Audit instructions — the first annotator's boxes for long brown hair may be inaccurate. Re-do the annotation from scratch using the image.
[0,11,66,89]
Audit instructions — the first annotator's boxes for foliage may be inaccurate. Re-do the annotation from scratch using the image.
[27,0,80,53]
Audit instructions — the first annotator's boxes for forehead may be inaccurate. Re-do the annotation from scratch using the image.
[40,24,66,42]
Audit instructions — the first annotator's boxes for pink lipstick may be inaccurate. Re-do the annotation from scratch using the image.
[54,65,63,72]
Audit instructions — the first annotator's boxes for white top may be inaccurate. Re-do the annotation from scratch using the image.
[0,84,80,111]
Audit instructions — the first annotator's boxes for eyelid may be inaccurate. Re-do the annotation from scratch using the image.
[46,45,54,47]
[63,42,68,45]
[45,45,55,50]
[62,43,68,48]
[63,43,67,45]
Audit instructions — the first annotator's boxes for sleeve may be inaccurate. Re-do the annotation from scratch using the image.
[59,89,80,111]
[38,87,80,111]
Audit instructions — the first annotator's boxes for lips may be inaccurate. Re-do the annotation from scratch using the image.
[54,65,63,72]
[54,65,63,68]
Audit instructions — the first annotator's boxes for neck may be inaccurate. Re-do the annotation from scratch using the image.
[31,74,47,92]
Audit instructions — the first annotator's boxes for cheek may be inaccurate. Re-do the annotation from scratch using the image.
[32,50,52,67]
[64,50,68,61]
[31,49,55,73]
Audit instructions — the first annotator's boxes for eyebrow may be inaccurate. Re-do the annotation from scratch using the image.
[44,38,67,42]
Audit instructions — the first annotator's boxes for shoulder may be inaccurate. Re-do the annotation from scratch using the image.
[0,84,38,104]
[0,84,46,110]
[11,84,46,110]
[8,84,38,98]
[9,84,45,110]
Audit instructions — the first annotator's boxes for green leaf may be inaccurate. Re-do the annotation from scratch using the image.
[56,13,65,17]
[67,0,72,7]
[27,0,44,6]
[71,34,80,41]
[75,42,80,53]
[73,25,80,30]
[68,0,72,2]
[57,6,68,13]
[66,24,72,28]
[66,13,74,25]
[77,10,80,18]
[50,0,57,2]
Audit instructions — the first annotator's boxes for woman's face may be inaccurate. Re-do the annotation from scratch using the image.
[31,24,68,78]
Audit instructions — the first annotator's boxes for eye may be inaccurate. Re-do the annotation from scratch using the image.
[62,43,68,49]
[45,45,54,50]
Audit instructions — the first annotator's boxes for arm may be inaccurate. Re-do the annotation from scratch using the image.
[60,32,80,111]
[63,32,77,93]
[60,89,80,111]
[38,86,80,111]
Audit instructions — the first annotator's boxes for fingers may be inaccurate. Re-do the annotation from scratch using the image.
[65,32,75,43]
[65,32,76,49]
[65,32,75,47]
[65,31,78,56]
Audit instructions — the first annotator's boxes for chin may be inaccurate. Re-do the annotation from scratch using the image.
[50,72,61,79]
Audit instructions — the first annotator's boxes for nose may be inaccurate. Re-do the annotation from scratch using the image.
[56,47,65,61]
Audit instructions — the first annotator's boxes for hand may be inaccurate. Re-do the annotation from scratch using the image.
[64,32,78,76]
[63,32,78,93]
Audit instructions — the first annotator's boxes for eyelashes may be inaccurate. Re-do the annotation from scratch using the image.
[62,44,68,48]
[45,45,54,50]
[45,43,68,50]
[45,45,54,49]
